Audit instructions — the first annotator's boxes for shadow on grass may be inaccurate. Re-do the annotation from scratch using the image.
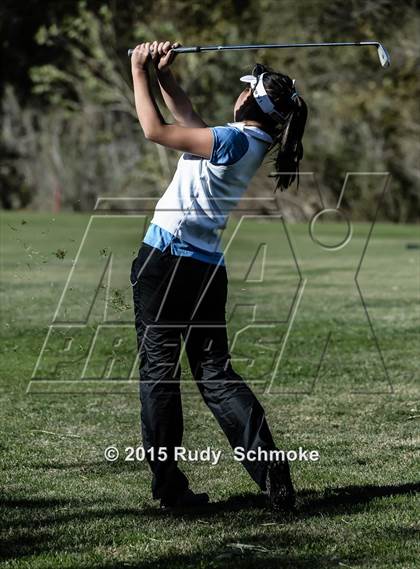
[1,482,418,565]
[139,481,420,521]
[296,481,420,517]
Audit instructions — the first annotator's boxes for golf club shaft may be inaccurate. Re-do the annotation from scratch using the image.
[128,40,381,56]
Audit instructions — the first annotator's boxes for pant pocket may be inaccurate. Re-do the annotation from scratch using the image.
[130,257,139,287]
[130,244,150,286]
[131,243,165,286]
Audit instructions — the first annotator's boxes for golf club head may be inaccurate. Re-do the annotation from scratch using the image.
[377,44,391,68]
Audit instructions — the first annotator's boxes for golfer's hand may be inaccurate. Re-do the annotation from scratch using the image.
[131,43,152,72]
[151,41,181,72]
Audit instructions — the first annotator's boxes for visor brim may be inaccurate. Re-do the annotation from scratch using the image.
[240,75,257,84]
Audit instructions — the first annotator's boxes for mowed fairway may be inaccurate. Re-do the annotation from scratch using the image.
[0,211,419,568]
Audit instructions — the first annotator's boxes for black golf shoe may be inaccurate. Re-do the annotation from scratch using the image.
[265,460,296,512]
[160,489,210,509]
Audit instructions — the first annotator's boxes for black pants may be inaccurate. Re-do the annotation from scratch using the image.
[131,243,277,501]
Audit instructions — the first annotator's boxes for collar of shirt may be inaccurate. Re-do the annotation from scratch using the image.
[227,121,274,144]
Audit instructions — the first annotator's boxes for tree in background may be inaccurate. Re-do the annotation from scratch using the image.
[0,0,419,220]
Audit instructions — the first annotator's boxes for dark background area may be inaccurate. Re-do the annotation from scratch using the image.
[0,0,419,220]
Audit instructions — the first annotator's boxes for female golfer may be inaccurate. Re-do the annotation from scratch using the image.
[130,40,307,510]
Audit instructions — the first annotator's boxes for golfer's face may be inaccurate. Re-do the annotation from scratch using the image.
[234,86,252,120]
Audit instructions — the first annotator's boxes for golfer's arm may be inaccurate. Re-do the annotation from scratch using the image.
[132,67,212,158]
[132,68,168,138]
[156,69,207,128]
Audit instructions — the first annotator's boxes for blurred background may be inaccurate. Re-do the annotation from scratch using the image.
[0,0,419,221]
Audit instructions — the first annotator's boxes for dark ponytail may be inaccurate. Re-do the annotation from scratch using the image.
[240,64,308,192]
[270,92,308,191]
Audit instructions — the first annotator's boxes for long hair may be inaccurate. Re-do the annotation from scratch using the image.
[236,63,308,191]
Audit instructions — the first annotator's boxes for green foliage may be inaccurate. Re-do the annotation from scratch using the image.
[0,0,419,219]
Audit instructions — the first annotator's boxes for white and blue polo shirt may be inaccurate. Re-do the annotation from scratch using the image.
[143,121,273,265]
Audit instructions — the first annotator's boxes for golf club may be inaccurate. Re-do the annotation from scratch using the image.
[127,41,391,68]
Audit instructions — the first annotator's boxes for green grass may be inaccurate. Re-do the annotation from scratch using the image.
[0,211,419,568]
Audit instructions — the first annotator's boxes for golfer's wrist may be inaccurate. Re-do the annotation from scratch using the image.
[132,66,148,77]
[156,67,171,76]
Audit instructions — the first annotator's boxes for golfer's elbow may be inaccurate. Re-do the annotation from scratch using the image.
[135,109,164,141]
[143,128,155,141]
[144,125,164,143]
[144,129,159,142]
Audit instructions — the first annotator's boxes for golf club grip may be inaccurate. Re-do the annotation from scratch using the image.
[127,46,199,57]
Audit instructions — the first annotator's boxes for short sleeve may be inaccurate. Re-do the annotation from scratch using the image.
[209,126,249,166]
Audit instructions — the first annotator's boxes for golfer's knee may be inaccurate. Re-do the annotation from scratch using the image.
[140,378,181,402]
[140,366,180,384]
[199,358,244,387]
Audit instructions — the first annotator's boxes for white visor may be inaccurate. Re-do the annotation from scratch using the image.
[240,72,289,122]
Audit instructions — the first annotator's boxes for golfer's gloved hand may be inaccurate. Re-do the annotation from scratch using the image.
[150,41,181,72]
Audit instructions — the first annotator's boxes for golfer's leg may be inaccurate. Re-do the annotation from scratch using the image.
[131,245,188,501]
[138,321,188,500]
[184,263,276,490]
